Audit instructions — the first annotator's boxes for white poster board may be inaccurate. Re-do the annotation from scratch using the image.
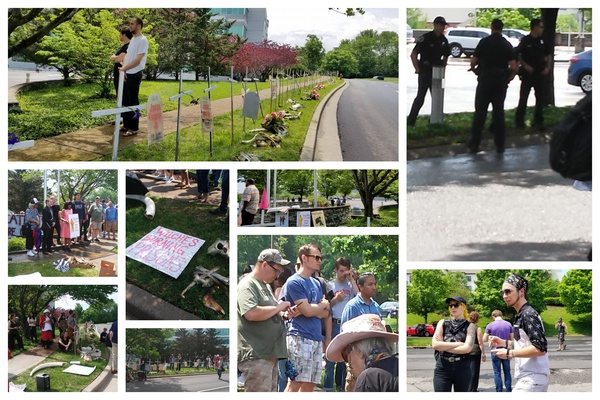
[68,214,80,239]
[297,211,311,227]
[125,226,205,279]
[147,93,164,145]
[201,95,213,132]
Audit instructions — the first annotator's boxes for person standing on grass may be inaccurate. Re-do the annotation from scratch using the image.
[119,17,148,137]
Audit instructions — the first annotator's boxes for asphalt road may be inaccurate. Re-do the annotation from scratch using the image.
[405,46,586,116]
[407,144,592,261]
[337,79,399,161]
[126,372,229,392]
[407,335,592,392]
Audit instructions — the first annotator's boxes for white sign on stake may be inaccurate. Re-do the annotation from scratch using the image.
[147,93,164,145]
[125,226,205,279]
[201,95,213,132]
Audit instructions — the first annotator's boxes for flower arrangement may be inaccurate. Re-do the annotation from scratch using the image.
[302,90,320,100]
[314,84,325,90]
[261,111,287,133]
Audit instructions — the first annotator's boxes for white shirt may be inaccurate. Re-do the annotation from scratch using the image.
[124,34,149,74]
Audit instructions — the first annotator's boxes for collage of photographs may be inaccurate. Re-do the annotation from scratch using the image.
[3,5,594,396]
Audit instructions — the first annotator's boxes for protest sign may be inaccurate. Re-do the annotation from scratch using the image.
[125,226,205,279]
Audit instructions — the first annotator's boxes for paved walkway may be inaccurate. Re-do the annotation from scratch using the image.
[8,78,328,162]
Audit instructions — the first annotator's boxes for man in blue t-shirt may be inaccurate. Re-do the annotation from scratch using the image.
[280,243,330,392]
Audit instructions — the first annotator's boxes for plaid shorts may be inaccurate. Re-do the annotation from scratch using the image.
[286,335,322,384]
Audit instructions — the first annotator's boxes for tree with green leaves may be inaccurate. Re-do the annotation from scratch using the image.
[321,48,358,78]
[407,269,449,323]
[351,170,399,219]
[7,285,117,332]
[558,269,592,315]
[471,269,552,320]
[278,170,314,203]
[300,34,325,72]
[329,8,365,17]
[8,170,43,214]
[8,8,80,59]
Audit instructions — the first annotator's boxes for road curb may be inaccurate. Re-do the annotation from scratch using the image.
[126,283,200,320]
[300,80,348,161]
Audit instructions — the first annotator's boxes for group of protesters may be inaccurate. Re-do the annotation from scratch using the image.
[237,245,398,392]
[8,308,79,351]
[23,194,117,256]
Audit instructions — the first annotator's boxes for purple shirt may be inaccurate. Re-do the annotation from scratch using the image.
[485,318,514,348]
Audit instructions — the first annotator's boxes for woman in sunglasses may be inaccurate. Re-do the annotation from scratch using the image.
[431,295,477,392]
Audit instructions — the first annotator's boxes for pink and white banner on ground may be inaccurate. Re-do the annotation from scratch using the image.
[125,226,205,279]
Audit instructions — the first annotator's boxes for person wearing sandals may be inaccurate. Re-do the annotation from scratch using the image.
[432,296,477,392]
[176,169,191,189]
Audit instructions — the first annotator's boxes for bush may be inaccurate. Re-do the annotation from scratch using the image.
[545,296,563,306]
[8,237,26,252]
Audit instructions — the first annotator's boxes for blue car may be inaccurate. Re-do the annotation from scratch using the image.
[568,49,592,93]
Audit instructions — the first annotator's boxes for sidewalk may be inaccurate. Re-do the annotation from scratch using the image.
[8,78,332,162]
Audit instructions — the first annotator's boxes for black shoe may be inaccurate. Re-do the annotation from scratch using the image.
[209,208,227,215]
[95,239,101,243]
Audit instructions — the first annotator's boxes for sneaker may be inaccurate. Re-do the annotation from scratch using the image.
[166,177,174,184]
[27,250,35,257]
[156,174,165,179]
[209,208,227,215]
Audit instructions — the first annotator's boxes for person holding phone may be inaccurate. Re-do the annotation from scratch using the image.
[323,257,358,392]
[238,249,295,391]
[489,274,549,392]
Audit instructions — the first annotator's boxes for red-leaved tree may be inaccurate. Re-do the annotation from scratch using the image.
[228,40,298,81]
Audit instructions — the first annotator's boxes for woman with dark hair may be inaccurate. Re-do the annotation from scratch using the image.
[431,296,477,392]
[59,201,73,252]
[27,312,38,343]
[468,311,486,391]
[8,313,25,351]
[58,330,72,352]
[110,26,133,96]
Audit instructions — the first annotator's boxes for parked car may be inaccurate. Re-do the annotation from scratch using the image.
[446,27,520,58]
[568,49,592,93]
[380,301,399,318]
[407,24,414,43]
[502,28,529,41]
[406,323,435,337]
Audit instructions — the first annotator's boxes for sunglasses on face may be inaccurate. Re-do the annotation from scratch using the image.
[305,254,323,262]
[502,289,513,296]
[448,303,461,309]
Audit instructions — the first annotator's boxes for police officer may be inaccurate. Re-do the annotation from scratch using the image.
[468,19,518,154]
[407,16,450,126]
[515,18,551,130]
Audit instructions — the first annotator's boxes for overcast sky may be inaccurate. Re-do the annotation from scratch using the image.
[267,8,399,51]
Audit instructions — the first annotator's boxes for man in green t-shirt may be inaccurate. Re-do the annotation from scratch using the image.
[88,196,104,243]
[238,248,296,391]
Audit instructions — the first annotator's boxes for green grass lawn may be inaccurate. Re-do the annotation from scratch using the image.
[406,306,591,347]
[407,105,571,149]
[10,338,109,392]
[125,196,229,320]
[345,205,398,227]
[100,78,342,161]
[8,258,101,277]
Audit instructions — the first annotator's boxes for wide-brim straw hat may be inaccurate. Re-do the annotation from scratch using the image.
[326,314,398,362]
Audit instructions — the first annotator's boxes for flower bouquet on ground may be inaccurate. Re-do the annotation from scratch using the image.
[301,90,320,101]
[261,111,288,135]
[314,83,325,90]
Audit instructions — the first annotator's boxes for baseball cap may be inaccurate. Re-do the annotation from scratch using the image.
[433,16,449,26]
[445,295,467,305]
[96,196,100,199]
[257,249,290,265]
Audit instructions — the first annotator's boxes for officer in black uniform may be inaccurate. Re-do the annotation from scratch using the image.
[407,16,450,126]
[515,18,551,130]
[468,19,518,154]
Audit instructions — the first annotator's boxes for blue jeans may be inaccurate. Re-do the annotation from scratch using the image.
[277,358,287,392]
[491,352,512,392]
[324,320,346,391]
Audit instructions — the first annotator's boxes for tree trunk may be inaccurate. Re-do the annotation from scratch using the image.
[541,8,559,106]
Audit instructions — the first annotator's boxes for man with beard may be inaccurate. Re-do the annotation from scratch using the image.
[489,273,549,391]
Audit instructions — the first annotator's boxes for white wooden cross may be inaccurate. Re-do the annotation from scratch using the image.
[90,72,147,161]
[168,72,193,161]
